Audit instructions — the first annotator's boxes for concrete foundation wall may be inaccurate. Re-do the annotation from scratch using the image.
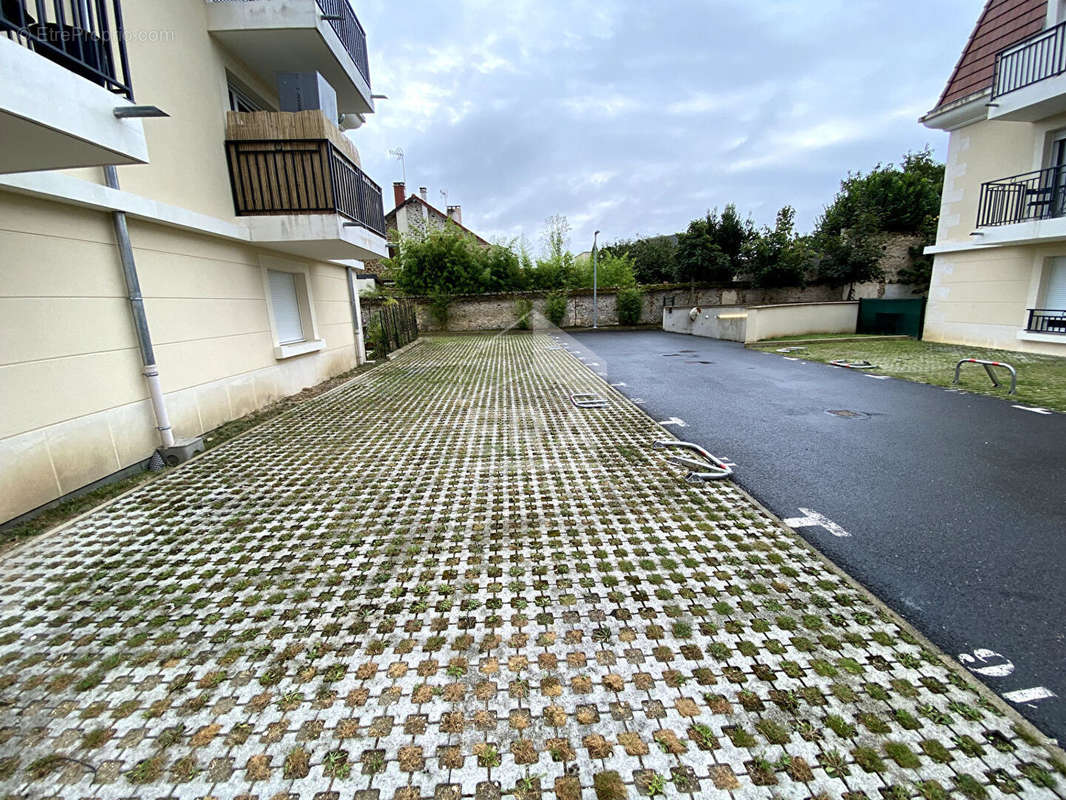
[0,193,360,525]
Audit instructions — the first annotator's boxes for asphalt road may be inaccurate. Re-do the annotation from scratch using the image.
[569,329,1066,742]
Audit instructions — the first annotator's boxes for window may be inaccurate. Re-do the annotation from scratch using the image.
[227,76,270,113]
[262,260,324,358]
[1044,257,1066,309]
[267,269,305,344]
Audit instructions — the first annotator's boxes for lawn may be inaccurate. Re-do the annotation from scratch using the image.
[754,338,1066,412]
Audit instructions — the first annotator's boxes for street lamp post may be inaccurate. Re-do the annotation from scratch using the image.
[592,230,600,329]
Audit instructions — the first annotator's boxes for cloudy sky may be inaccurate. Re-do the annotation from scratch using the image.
[352,0,978,253]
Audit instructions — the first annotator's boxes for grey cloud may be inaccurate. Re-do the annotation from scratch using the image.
[353,0,978,250]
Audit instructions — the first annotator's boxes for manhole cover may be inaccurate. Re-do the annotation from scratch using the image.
[826,409,870,419]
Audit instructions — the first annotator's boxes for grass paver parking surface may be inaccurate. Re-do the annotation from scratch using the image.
[0,333,1062,799]
[752,338,1066,412]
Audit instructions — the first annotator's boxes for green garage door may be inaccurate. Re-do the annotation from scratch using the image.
[857,298,927,338]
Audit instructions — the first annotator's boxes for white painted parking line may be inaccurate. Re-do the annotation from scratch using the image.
[1003,687,1057,704]
[631,398,646,404]
[959,649,1015,677]
[658,417,687,428]
[784,357,800,361]
[865,374,890,380]
[1012,405,1053,415]
[610,382,627,387]
[783,508,851,538]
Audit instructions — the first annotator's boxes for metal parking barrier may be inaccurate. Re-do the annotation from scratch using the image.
[571,393,608,408]
[954,358,1017,395]
[830,359,879,370]
[653,440,733,481]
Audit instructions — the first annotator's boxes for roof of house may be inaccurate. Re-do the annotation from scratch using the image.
[386,195,491,247]
[932,0,1047,112]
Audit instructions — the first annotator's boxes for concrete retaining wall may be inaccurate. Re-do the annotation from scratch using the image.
[664,301,860,343]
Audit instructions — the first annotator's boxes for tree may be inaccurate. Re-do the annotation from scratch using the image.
[745,206,811,288]
[675,214,732,286]
[813,210,886,299]
[816,148,944,293]
[602,234,677,284]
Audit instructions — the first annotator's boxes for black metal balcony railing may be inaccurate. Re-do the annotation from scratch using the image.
[225,138,386,237]
[315,0,370,86]
[1026,308,1066,334]
[0,0,133,99]
[993,20,1066,98]
[976,165,1066,227]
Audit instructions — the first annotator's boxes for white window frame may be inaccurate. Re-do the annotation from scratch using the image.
[260,256,325,359]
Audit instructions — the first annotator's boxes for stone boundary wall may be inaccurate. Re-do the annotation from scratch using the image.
[369,283,848,332]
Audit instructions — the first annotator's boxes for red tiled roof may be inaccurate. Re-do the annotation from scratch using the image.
[935,0,1047,109]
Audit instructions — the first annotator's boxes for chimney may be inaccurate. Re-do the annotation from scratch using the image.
[447,205,463,225]
[392,181,406,209]
[419,186,428,202]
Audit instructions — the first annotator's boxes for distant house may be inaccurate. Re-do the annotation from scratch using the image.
[364,183,489,284]
[921,0,1066,355]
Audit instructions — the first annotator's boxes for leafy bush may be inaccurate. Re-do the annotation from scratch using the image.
[428,291,452,330]
[514,298,533,330]
[616,287,644,326]
[573,250,636,289]
[365,318,386,356]
[395,226,484,295]
[544,291,567,327]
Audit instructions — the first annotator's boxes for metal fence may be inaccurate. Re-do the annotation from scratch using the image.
[315,0,370,86]
[993,20,1066,98]
[225,138,386,236]
[976,165,1066,227]
[0,0,133,99]
[365,300,418,356]
[1025,308,1066,334]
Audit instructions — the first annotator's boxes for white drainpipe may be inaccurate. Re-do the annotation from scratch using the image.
[103,166,175,449]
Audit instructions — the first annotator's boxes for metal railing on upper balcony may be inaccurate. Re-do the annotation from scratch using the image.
[225,138,386,236]
[315,0,369,86]
[976,165,1066,227]
[993,20,1066,98]
[1026,308,1066,334]
[0,0,133,99]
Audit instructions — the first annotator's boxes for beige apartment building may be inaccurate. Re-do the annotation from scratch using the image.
[0,0,388,525]
[922,0,1066,355]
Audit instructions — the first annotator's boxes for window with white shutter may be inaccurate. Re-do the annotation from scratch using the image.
[1044,257,1066,310]
[267,269,306,344]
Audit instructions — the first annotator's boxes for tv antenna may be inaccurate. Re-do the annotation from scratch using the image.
[387,147,406,183]
[440,189,448,206]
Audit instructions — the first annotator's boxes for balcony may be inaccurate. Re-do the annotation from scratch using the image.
[206,0,373,116]
[989,21,1066,121]
[0,0,148,172]
[1026,308,1066,334]
[225,110,386,260]
[977,165,1066,226]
